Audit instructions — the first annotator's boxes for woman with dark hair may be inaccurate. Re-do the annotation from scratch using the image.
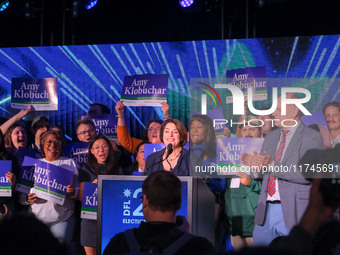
[78,134,122,255]
[4,123,37,166]
[115,100,170,154]
[129,141,149,175]
[190,115,216,163]
[189,115,227,252]
[25,130,78,251]
[145,119,191,176]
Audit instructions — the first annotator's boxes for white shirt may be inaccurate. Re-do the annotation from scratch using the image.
[30,157,79,226]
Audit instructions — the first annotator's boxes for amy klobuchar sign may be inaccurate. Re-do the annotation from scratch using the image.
[0,160,12,197]
[11,77,58,111]
[30,160,73,205]
[121,74,169,106]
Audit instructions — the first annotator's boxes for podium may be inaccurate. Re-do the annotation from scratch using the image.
[97,175,215,254]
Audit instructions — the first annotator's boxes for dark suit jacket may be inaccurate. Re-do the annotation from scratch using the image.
[145,148,191,176]
[255,122,324,229]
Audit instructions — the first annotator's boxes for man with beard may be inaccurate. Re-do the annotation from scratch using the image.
[323,101,340,148]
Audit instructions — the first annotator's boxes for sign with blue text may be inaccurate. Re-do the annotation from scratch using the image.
[30,160,73,205]
[81,182,97,220]
[0,160,12,197]
[11,77,58,111]
[121,74,169,106]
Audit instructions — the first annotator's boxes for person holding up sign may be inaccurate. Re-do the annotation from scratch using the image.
[78,134,122,255]
[115,100,170,155]
[0,129,20,217]
[25,130,79,251]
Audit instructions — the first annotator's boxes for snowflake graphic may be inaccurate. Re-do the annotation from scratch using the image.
[123,189,131,197]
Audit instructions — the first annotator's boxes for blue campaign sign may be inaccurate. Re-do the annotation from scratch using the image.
[101,179,188,254]
[32,160,74,205]
[144,143,165,161]
[121,74,169,106]
[16,156,41,194]
[144,143,190,161]
[0,160,12,197]
[11,77,58,111]
[82,114,118,139]
[81,182,98,220]
[64,142,89,165]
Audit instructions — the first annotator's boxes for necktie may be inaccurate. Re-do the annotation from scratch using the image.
[267,130,289,196]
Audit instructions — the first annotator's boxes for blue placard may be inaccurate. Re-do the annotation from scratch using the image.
[82,114,118,139]
[216,137,264,173]
[11,77,58,111]
[144,143,190,161]
[16,156,40,194]
[301,110,328,127]
[64,142,89,165]
[31,160,74,205]
[121,74,169,106]
[144,143,165,161]
[0,160,12,197]
[101,179,188,254]
[226,66,267,103]
[81,182,98,220]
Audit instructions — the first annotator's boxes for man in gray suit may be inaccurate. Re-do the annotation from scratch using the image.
[241,94,324,246]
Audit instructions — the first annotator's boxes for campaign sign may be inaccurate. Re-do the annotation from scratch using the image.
[216,138,264,174]
[16,156,41,194]
[191,107,225,137]
[30,160,73,205]
[11,77,58,111]
[81,182,97,220]
[101,179,188,254]
[144,143,190,161]
[64,142,89,165]
[144,143,165,161]
[301,111,328,128]
[226,66,267,103]
[0,160,12,197]
[121,74,169,106]
[81,114,117,139]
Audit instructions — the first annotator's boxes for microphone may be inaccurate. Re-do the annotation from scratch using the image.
[165,143,173,172]
[143,143,174,175]
[165,143,173,160]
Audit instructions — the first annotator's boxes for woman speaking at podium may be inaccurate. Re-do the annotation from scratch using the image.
[145,119,191,176]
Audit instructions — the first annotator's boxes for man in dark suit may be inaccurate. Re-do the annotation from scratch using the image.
[241,94,324,246]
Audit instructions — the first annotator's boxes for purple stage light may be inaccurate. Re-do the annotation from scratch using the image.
[179,0,194,8]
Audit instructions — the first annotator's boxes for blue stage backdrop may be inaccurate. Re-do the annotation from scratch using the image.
[0,35,340,140]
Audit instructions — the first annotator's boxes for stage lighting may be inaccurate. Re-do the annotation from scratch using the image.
[85,0,97,10]
[179,0,194,8]
[0,0,9,12]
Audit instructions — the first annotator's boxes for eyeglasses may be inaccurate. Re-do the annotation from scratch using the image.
[46,140,62,147]
[148,128,161,133]
[78,129,95,135]
[92,144,109,151]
